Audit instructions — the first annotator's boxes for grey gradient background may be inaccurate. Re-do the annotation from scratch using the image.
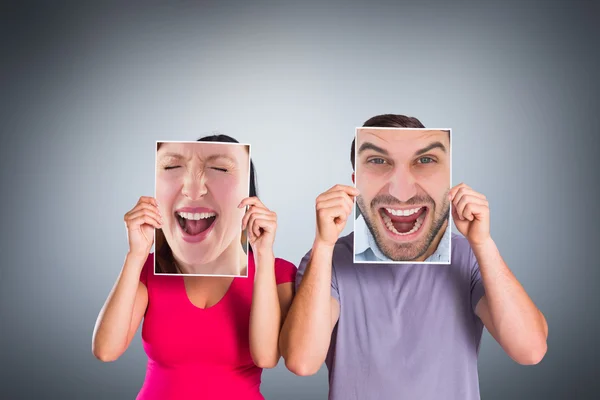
[1,0,599,399]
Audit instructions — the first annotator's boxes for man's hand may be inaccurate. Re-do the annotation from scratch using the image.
[449,183,490,247]
[315,184,360,247]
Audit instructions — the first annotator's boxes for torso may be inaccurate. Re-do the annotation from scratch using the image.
[326,232,485,400]
[136,254,261,400]
[183,276,235,309]
[135,252,296,400]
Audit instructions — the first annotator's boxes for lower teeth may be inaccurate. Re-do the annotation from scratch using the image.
[382,213,424,236]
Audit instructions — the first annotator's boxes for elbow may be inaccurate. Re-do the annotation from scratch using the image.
[92,343,121,363]
[253,355,279,369]
[284,355,321,376]
[512,339,548,366]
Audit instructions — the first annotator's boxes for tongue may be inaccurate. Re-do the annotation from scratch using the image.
[184,218,212,235]
[393,221,416,233]
[383,209,423,234]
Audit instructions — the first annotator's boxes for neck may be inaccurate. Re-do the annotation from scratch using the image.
[173,239,247,276]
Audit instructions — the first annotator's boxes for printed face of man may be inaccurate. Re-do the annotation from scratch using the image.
[355,128,451,261]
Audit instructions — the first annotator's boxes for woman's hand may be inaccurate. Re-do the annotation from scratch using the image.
[239,197,277,255]
[124,196,162,259]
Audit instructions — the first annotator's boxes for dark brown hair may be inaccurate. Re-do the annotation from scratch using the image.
[155,135,257,273]
[351,114,425,170]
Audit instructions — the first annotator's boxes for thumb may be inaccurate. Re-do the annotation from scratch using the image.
[451,206,462,222]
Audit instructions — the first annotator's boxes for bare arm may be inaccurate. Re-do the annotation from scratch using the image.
[449,183,547,365]
[92,196,161,362]
[241,196,295,369]
[473,239,548,365]
[279,241,341,376]
[249,250,294,368]
[92,253,149,362]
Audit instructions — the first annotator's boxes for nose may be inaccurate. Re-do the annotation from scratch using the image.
[386,165,418,202]
[181,169,208,200]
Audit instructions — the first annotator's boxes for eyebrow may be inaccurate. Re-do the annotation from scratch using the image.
[358,142,389,156]
[205,154,237,164]
[158,152,237,163]
[414,141,446,156]
[358,140,447,158]
[159,152,186,160]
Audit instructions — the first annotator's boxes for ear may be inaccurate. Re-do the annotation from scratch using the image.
[352,173,355,184]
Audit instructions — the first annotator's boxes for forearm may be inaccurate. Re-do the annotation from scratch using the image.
[249,251,281,369]
[92,253,146,359]
[474,238,548,362]
[280,241,335,374]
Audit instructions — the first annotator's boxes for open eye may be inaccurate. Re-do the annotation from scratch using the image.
[417,156,435,164]
[367,158,387,165]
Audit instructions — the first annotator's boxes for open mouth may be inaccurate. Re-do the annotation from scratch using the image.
[379,206,427,238]
[175,211,217,239]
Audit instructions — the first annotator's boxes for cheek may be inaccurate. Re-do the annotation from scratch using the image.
[210,176,246,210]
[358,170,385,200]
[417,168,449,202]
[156,174,180,207]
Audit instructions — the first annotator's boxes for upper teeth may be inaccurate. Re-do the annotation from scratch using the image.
[386,207,422,216]
[177,212,216,220]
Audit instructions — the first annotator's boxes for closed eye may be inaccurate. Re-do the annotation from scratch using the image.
[164,166,181,170]
[211,167,228,172]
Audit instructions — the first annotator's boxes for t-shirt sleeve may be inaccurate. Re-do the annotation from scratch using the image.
[469,247,486,314]
[295,249,340,303]
[139,253,153,287]
[274,258,298,285]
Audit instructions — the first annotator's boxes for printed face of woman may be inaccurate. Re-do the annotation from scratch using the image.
[156,142,249,268]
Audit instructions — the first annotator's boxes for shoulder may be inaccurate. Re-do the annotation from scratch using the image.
[332,232,354,266]
[298,231,354,269]
[274,257,297,271]
[450,232,477,268]
[139,252,154,286]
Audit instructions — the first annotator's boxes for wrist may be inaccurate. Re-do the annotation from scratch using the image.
[253,247,275,260]
[313,238,336,253]
[126,251,149,265]
[470,237,496,255]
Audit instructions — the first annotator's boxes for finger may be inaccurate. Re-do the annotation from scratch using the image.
[126,208,163,225]
[325,184,360,197]
[242,208,275,230]
[316,197,353,217]
[318,205,351,224]
[317,192,355,210]
[246,211,276,231]
[246,215,265,241]
[451,186,471,206]
[449,183,470,200]
[254,218,277,234]
[248,213,269,233]
[128,214,161,230]
[463,202,489,222]
[138,196,159,207]
[253,217,262,239]
[126,202,162,220]
[250,213,277,231]
[452,187,486,205]
[456,195,488,220]
[317,190,356,204]
[238,196,267,209]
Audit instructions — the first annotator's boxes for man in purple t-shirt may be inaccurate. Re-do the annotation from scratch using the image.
[280,114,549,400]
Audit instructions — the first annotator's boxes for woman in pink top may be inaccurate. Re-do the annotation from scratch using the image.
[92,135,297,399]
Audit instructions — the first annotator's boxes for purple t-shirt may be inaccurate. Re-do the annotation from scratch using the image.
[295,231,486,400]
